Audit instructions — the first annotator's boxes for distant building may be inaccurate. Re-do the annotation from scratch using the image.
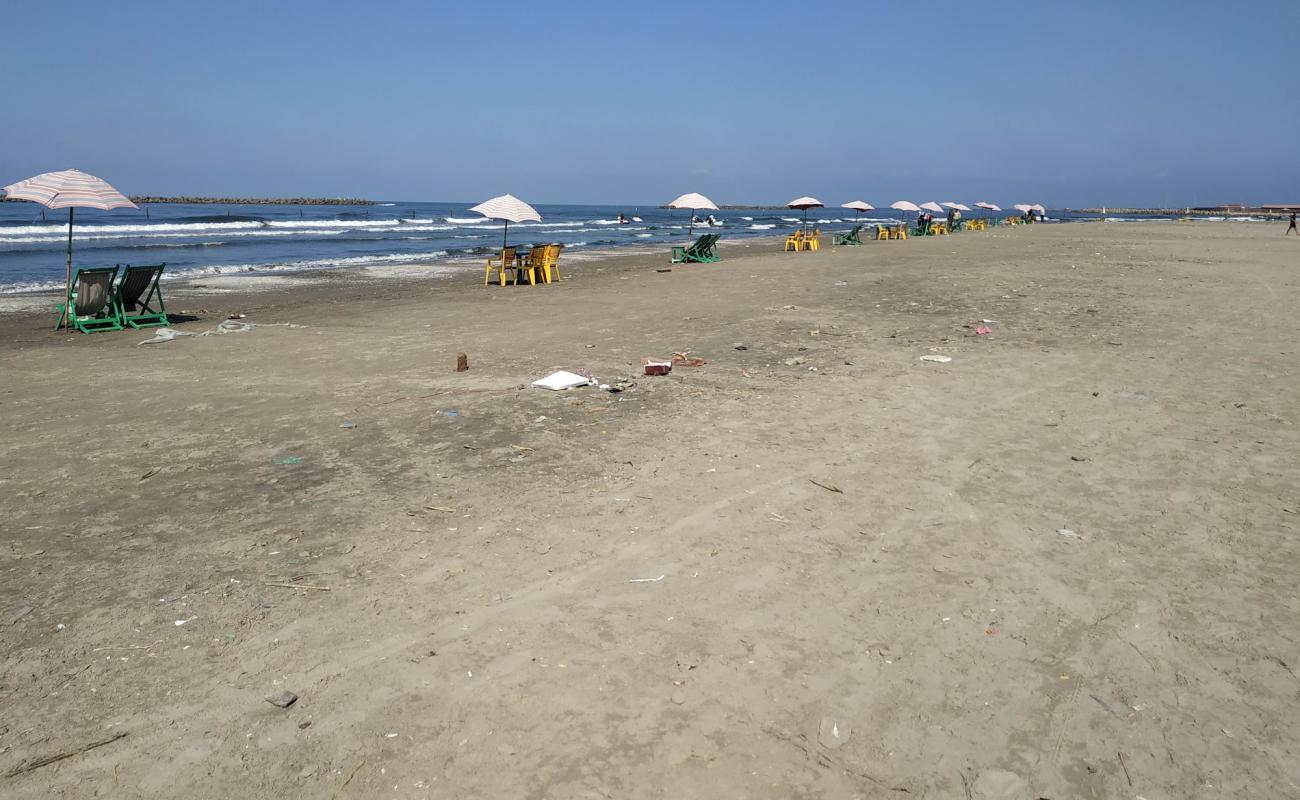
[1261,204,1300,212]
[1193,204,1250,211]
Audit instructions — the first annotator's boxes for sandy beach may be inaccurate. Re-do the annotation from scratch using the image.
[1,222,1297,798]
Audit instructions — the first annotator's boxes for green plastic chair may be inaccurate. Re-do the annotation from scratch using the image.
[671,233,721,263]
[832,224,864,246]
[114,263,170,329]
[55,266,122,333]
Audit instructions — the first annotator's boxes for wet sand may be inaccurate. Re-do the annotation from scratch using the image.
[2,222,1298,798]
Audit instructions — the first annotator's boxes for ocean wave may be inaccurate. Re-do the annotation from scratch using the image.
[166,250,455,281]
[0,218,405,238]
[443,216,486,224]
[0,228,350,245]
[741,216,753,221]
[781,217,801,223]
[635,233,652,237]
[749,224,776,230]
[398,217,434,224]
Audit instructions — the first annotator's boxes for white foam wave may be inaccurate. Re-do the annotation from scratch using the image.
[444,216,486,224]
[749,224,776,230]
[635,233,652,237]
[631,216,643,222]
[0,228,349,245]
[0,218,404,238]
[741,216,753,221]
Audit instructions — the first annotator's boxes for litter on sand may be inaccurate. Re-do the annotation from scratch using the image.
[531,371,594,391]
[629,575,666,583]
[975,326,992,335]
[642,358,673,376]
[920,355,953,363]
[1056,528,1083,540]
[138,320,305,345]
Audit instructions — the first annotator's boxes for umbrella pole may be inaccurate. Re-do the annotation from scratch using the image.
[502,220,508,253]
[64,208,73,331]
[687,209,694,240]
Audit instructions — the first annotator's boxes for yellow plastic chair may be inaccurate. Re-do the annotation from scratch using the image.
[537,243,562,283]
[511,246,544,285]
[805,228,821,251]
[784,229,804,251]
[875,225,889,240]
[485,246,518,286]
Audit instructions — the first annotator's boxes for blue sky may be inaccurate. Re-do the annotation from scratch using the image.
[4,0,1297,207]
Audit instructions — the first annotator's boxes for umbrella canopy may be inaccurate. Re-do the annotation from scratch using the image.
[1013,204,1034,213]
[786,196,824,236]
[786,196,824,210]
[890,200,922,213]
[667,192,718,212]
[3,168,137,211]
[667,192,718,238]
[469,193,541,251]
[919,201,945,214]
[975,202,1001,211]
[941,202,972,212]
[3,169,137,331]
[841,200,874,218]
[1030,204,1046,214]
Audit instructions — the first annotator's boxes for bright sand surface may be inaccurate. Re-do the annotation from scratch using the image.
[1,222,1297,797]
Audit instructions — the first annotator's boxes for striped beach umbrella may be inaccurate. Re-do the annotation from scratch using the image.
[2,169,137,330]
[469,193,542,252]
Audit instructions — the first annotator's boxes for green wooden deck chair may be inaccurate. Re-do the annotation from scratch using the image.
[114,263,170,329]
[671,233,721,264]
[55,266,122,333]
[832,224,864,246]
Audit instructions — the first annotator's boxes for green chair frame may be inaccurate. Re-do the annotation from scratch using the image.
[55,266,122,334]
[114,263,170,329]
[671,233,721,264]
[832,224,864,246]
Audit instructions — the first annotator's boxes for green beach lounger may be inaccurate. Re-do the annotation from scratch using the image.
[54,266,122,333]
[671,233,721,264]
[114,263,170,329]
[832,224,864,246]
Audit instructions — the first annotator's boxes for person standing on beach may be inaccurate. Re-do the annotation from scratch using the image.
[1287,212,1297,235]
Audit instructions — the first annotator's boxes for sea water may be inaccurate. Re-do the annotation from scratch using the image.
[0,201,1230,293]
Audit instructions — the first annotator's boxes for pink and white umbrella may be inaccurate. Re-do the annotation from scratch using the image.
[667,192,719,239]
[919,201,945,214]
[786,196,824,235]
[2,169,137,330]
[890,200,921,226]
[1012,204,1034,213]
[974,202,1001,212]
[941,202,971,212]
[841,200,874,214]
[469,193,542,251]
